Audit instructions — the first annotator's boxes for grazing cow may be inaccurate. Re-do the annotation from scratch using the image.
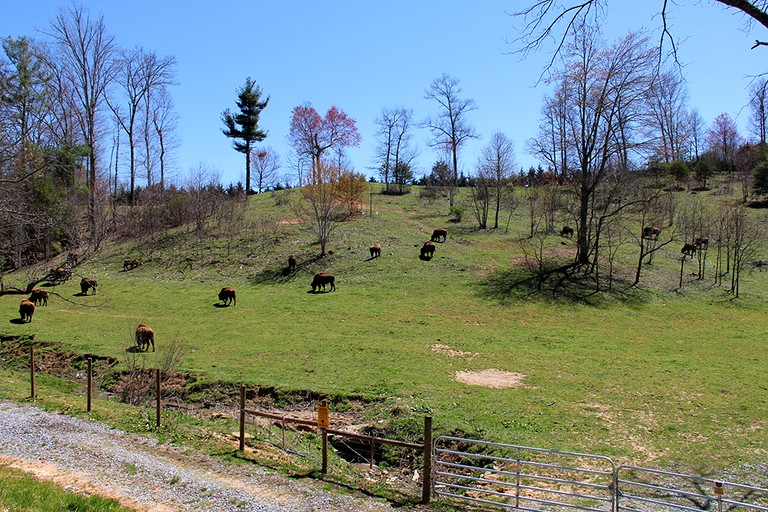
[19,300,35,322]
[29,289,48,307]
[135,323,155,352]
[369,243,382,258]
[218,286,236,306]
[80,278,97,295]
[123,258,140,270]
[642,226,661,240]
[288,255,297,272]
[560,226,574,238]
[47,267,71,283]
[694,237,709,250]
[681,243,697,258]
[311,272,336,292]
[431,228,448,242]
[420,241,436,259]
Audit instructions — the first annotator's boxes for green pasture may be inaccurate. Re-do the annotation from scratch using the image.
[1,184,767,480]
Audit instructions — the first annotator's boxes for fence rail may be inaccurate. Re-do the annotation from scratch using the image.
[238,388,433,503]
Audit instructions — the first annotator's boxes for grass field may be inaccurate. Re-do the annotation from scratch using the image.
[1,183,766,482]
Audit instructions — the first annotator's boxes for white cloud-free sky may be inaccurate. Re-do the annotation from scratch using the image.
[3,1,766,187]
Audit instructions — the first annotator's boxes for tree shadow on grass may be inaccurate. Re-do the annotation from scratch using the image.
[476,263,651,307]
[248,253,327,285]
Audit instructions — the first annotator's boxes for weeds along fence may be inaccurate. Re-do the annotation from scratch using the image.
[238,388,433,504]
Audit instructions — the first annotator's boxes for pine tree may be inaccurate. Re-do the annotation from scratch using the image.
[221,77,269,194]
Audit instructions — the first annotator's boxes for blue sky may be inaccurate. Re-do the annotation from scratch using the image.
[2,1,766,187]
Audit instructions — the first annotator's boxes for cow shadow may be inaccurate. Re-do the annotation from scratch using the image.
[9,318,27,324]
[213,303,230,308]
[419,254,434,261]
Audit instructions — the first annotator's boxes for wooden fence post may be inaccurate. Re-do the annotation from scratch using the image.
[155,369,161,429]
[422,415,433,504]
[29,347,35,399]
[87,357,92,412]
[239,387,246,452]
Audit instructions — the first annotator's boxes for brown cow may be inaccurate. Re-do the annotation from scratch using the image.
[369,243,382,258]
[80,278,97,295]
[288,255,297,272]
[123,258,140,270]
[218,286,236,306]
[311,272,335,292]
[681,243,697,258]
[421,241,436,259]
[19,300,35,322]
[29,289,48,307]
[642,226,661,240]
[135,323,155,352]
[694,237,709,250]
[431,228,447,242]
[560,226,574,238]
[47,267,71,283]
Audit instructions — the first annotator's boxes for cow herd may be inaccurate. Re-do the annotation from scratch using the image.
[562,224,710,260]
[15,227,452,350]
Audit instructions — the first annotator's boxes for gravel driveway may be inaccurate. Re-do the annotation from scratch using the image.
[0,400,402,511]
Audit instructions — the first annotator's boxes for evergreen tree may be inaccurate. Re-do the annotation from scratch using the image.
[221,77,269,195]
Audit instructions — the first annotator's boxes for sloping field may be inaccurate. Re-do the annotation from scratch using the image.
[2,184,766,480]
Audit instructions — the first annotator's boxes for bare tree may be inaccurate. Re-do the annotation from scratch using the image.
[150,87,178,189]
[645,68,690,163]
[748,77,768,144]
[47,5,116,240]
[250,146,280,193]
[374,106,417,193]
[529,81,570,179]
[475,132,515,229]
[543,24,657,268]
[422,74,478,207]
[107,47,146,205]
[139,51,176,189]
[513,1,768,64]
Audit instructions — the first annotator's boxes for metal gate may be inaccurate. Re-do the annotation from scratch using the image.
[433,435,617,511]
[617,465,768,511]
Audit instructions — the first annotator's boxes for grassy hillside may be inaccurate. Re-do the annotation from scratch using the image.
[1,183,767,480]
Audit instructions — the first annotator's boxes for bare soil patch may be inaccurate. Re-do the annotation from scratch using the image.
[454,369,530,389]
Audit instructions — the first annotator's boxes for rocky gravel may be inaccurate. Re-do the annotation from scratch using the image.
[0,400,405,511]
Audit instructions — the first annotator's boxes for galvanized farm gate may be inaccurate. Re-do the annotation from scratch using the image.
[616,465,768,512]
[433,436,768,511]
[433,435,617,511]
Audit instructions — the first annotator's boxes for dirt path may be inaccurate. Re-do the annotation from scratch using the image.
[0,400,402,511]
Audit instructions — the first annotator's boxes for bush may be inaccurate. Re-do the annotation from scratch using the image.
[449,205,465,222]
[753,160,768,196]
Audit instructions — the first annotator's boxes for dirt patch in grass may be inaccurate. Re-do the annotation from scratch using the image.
[454,369,531,389]
[431,343,480,360]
